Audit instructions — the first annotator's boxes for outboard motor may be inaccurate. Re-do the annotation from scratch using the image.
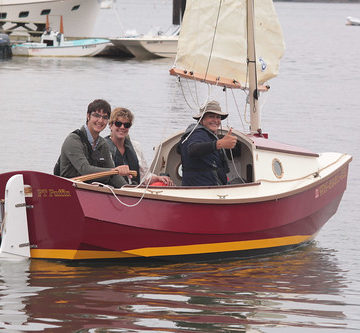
[0,34,12,60]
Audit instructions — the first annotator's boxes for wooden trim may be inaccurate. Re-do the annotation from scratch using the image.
[256,145,319,157]
[73,159,351,205]
[170,68,269,91]
[71,170,137,182]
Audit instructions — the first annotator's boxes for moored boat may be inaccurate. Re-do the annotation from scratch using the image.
[11,16,109,57]
[0,0,100,38]
[110,0,185,59]
[0,0,352,261]
[0,33,12,59]
[346,16,360,26]
[111,33,178,59]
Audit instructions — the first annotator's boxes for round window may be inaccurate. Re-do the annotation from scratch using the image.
[272,158,283,179]
[177,163,183,179]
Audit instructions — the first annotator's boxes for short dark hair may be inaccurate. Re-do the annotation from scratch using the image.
[87,99,111,119]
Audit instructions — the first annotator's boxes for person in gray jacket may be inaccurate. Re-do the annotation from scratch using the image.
[55,99,130,187]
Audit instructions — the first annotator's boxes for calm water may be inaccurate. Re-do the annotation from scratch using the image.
[1,1,360,332]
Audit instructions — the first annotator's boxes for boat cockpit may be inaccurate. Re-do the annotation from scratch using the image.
[150,128,255,186]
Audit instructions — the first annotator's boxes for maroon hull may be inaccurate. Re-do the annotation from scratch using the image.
[0,165,349,260]
[80,186,343,246]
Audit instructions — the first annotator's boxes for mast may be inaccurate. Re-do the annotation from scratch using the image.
[247,0,261,134]
[60,15,64,34]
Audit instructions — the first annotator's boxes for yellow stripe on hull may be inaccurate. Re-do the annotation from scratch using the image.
[125,235,314,257]
[30,235,314,260]
[30,249,137,260]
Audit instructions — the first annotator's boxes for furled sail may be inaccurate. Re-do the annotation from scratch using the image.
[171,0,285,88]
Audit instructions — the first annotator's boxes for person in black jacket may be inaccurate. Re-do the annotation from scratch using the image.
[105,107,173,186]
[179,100,237,186]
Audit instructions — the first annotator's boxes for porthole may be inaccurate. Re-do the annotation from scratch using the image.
[41,9,51,15]
[272,158,283,179]
[176,163,183,179]
[71,5,80,11]
[19,11,29,18]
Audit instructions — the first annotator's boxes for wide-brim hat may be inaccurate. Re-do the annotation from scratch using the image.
[193,100,228,120]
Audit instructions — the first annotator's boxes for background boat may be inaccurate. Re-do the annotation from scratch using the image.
[12,37,110,57]
[11,16,110,57]
[346,16,360,25]
[110,25,179,59]
[110,0,185,58]
[0,33,11,59]
[0,0,100,38]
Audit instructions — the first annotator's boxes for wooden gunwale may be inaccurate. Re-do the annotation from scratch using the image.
[73,158,350,204]
[255,145,319,157]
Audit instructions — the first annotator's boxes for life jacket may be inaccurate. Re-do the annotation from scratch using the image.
[53,129,106,176]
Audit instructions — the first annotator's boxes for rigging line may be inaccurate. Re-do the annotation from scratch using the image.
[204,0,223,82]
[185,76,199,107]
[230,88,246,131]
[224,87,229,127]
[229,148,245,183]
[181,103,208,144]
[244,53,251,125]
[178,77,197,110]
[136,141,164,188]
[92,182,148,207]
[222,87,244,181]
[91,139,167,207]
[194,75,200,106]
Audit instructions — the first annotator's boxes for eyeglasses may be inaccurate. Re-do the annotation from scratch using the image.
[114,121,132,129]
[91,112,109,120]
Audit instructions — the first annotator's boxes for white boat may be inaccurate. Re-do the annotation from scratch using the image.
[346,16,360,26]
[12,17,109,57]
[111,25,179,59]
[99,0,114,10]
[0,33,11,59]
[0,0,100,38]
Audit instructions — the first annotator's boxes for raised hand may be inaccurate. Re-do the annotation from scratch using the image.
[216,128,237,149]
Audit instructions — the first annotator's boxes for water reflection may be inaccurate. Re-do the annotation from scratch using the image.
[0,260,59,331]
[0,244,348,332]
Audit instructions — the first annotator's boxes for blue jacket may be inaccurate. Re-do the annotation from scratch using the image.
[179,124,229,186]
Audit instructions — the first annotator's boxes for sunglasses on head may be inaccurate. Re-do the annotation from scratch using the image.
[114,121,132,128]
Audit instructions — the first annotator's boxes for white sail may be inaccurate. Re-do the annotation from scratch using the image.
[173,0,285,87]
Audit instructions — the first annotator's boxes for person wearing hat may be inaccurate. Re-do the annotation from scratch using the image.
[179,100,238,186]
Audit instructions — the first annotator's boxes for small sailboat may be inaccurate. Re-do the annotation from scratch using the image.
[346,16,360,26]
[12,16,110,57]
[0,0,351,261]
